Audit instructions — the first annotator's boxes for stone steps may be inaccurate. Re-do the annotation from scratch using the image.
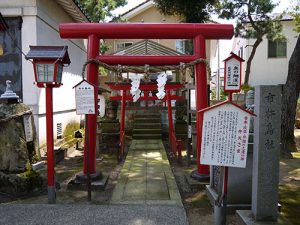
[134,118,161,123]
[133,128,162,134]
[132,134,162,139]
[135,114,160,119]
[133,113,162,140]
[134,123,161,129]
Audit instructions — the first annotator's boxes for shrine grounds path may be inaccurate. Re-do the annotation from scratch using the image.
[0,139,189,225]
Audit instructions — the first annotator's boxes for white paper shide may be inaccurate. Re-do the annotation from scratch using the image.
[200,103,251,168]
[156,72,168,99]
[98,94,105,117]
[130,75,141,102]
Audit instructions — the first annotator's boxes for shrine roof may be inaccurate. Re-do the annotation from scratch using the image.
[198,100,256,116]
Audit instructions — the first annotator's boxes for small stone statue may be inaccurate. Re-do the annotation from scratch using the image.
[0,80,19,100]
[5,80,12,92]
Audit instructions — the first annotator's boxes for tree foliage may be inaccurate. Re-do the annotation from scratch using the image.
[216,0,284,85]
[77,0,127,22]
[153,0,218,23]
[290,5,300,32]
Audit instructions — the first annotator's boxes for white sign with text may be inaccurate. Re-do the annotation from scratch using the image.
[200,103,250,168]
[225,58,241,91]
[75,80,95,115]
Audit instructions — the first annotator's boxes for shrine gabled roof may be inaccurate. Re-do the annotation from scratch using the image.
[198,100,256,116]
[55,0,91,22]
[223,52,245,62]
[26,46,71,65]
[112,39,184,56]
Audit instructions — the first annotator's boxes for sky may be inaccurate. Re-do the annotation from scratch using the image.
[112,0,294,17]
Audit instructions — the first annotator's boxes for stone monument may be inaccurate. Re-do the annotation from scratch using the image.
[237,85,284,224]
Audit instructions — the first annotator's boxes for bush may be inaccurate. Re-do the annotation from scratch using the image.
[63,120,80,137]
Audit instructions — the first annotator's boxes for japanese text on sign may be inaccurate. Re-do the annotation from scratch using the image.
[75,80,95,115]
[200,103,251,168]
[225,58,241,91]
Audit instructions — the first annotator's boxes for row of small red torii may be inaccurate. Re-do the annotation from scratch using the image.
[59,23,234,178]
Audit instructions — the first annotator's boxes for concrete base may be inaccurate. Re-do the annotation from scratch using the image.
[75,171,102,183]
[206,185,251,214]
[191,170,210,182]
[67,173,109,191]
[236,210,292,225]
[47,186,56,204]
[184,173,208,191]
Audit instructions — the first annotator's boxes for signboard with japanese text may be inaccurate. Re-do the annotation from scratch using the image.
[74,80,95,115]
[224,58,241,92]
[200,102,252,168]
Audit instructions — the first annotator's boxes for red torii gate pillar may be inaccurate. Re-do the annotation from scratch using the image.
[59,23,233,179]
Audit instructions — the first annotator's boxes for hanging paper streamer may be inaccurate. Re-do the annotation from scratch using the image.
[98,94,105,117]
[156,72,168,99]
[130,75,141,102]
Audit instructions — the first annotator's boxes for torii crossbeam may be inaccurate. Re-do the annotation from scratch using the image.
[59,23,233,179]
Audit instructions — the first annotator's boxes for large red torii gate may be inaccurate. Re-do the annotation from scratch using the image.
[59,23,233,179]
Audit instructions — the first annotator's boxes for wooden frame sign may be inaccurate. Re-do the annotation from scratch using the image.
[199,101,255,168]
[73,80,96,115]
[224,52,244,92]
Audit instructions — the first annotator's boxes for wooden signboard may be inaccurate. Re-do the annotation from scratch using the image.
[74,80,96,115]
[224,52,244,92]
[199,101,253,168]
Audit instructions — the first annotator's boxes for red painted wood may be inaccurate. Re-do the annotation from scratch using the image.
[84,35,99,175]
[106,83,184,91]
[45,87,55,187]
[194,35,210,175]
[120,90,126,155]
[60,23,233,39]
[109,95,184,101]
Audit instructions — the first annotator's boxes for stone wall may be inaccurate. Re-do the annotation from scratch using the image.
[0,103,37,172]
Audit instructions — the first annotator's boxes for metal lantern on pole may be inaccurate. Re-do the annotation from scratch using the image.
[26,46,70,204]
[26,46,70,87]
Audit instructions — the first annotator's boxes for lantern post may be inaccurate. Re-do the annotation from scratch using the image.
[26,46,70,204]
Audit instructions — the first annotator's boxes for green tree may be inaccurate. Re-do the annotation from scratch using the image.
[77,0,127,22]
[290,5,300,32]
[216,0,284,85]
[281,5,300,156]
[153,0,218,22]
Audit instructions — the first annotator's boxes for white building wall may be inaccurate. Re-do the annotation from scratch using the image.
[34,0,86,145]
[1,0,87,145]
[233,20,298,86]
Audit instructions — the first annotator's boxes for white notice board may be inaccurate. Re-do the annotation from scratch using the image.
[225,58,241,91]
[200,103,250,168]
[75,80,95,115]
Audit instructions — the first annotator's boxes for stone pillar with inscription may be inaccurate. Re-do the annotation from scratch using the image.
[252,85,282,221]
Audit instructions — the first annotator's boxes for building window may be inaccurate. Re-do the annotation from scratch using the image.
[116,42,133,52]
[268,40,287,58]
[175,40,193,55]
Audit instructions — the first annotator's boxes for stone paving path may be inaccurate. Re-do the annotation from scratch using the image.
[111,139,182,205]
